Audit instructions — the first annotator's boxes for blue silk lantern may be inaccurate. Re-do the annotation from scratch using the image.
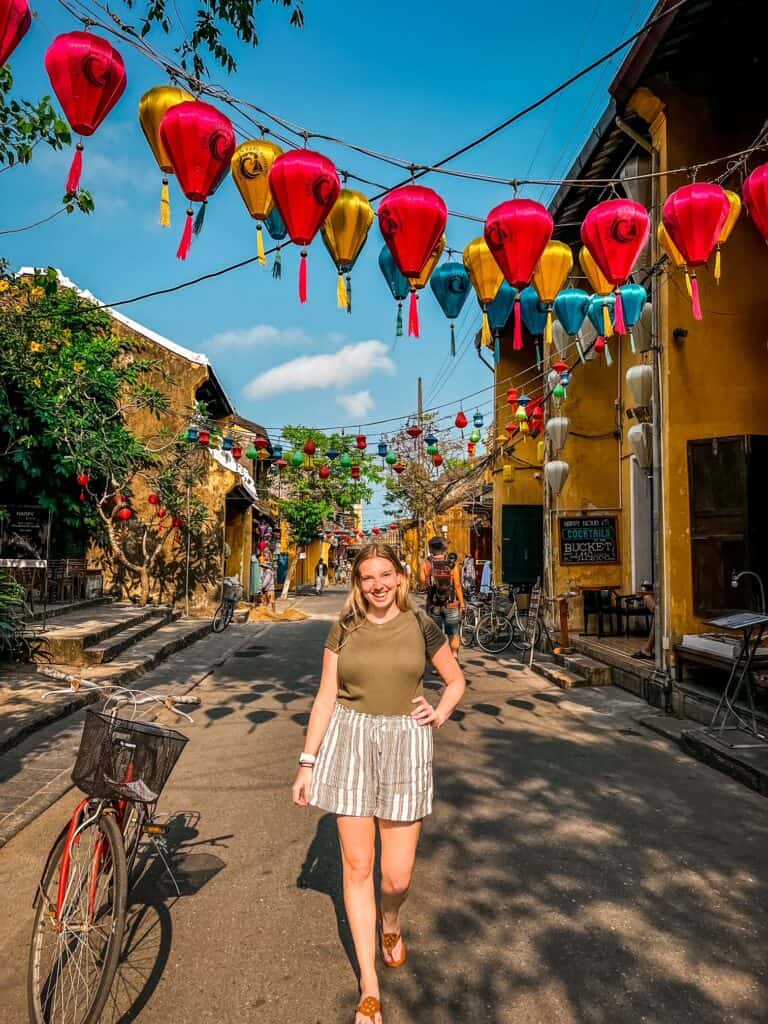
[617,283,648,353]
[222,436,234,451]
[554,288,590,336]
[326,447,340,460]
[587,292,615,364]
[473,411,484,428]
[379,244,410,337]
[520,286,548,369]
[186,426,199,442]
[487,282,517,364]
[272,443,283,460]
[430,261,470,356]
[377,440,388,458]
[265,206,288,278]
[424,432,438,447]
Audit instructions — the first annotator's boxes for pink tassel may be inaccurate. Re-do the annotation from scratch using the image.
[408,289,420,337]
[690,273,703,320]
[513,297,523,351]
[614,289,627,335]
[66,143,84,194]
[299,250,308,303]
[594,336,606,354]
[177,208,194,260]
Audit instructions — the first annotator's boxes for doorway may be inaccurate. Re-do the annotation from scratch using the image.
[501,505,543,586]
[630,458,653,591]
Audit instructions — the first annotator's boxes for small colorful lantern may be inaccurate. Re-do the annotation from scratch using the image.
[463,237,504,350]
[160,100,236,259]
[580,198,650,334]
[232,444,243,460]
[303,438,317,456]
[469,427,481,444]
[351,464,361,480]
[271,443,283,459]
[385,450,398,466]
[198,429,211,446]
[379,244,410,337]
[579,245,613,297]
[0,0,30,67]
[322,188,375,311]
[186,426,199,442]
[424,432,438,447]
[116,506,132,521]
[743,164,768,243]
[432,453,443,467]
[532,241,574,345]
[356,434,367,450]
[484,198,554,350]
[319,464,331,480]
[45,32,127,194]
[507,388,519,406]
[389,523,399,531]
[76,472,89,500]
[430,260,471,355]
[276,458,288,471]
[393,462,406,474]
[325,446,339,461]
[427,442,440,456]
[147,492,160,507]
[486,281,518,363]
[139,85,194,227]
[455,410,468,430]
[264,204,289,277]
[586,293,616,362]
[404,236,445,338]
[406,423,423,439]
[372,527,381,535]
[246,443,258,460]
[269,149,342,302]
[230,138,283,264]
[222,436,234,452]
[473,411,484,428]
[617,283,648,353]
[553,288,590,355]
[662,183,730,320]
[467,441,477,456]
[377,440,388,458]
[290,450,304,468]
[340,452,352,469]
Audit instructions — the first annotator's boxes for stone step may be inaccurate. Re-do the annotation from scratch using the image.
[555,651,613,686]
[34,604,170,664]
[80,609,182,665]
[534,658,589,689]
[71,618,213,686]
[29,596,113,622]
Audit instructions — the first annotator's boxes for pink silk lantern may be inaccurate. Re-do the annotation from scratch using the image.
[378,185,447,337]
[743,163,768,243]
[0,0,31,67]
[484,199,553,351]
[662,183,730,320]
[580,198,649,335]
[44,32,127,194]
[269,149,341,303]
[159,100,235,259]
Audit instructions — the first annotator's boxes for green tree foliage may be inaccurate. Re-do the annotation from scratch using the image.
[279,498,331,548]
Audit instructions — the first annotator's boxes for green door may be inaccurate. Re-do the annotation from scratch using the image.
[501,505,543,585]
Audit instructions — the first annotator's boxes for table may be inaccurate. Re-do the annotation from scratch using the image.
[615,593,653,636]
[704,612,768,748]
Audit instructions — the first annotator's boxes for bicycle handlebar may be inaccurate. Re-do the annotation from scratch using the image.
[37,668,199,723]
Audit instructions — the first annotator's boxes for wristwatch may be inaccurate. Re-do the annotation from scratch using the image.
[298,751,316,767]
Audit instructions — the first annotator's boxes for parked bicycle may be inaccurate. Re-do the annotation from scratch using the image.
[212,575,243,632]
[462,586,544,655]
[27,674,199,1024]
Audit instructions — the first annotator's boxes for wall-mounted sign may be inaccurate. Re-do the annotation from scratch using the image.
[559,515,618,565]
[0,505,51,567]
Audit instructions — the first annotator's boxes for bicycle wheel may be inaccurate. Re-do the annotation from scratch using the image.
[28,810,127,1024]
[514,612,541,651]
[212,601,227,632]
[459,615,476,647]
[476,612,513,654]
[224,599,235,628]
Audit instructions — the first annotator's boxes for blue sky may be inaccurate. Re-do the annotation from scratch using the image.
[1,0,655,522]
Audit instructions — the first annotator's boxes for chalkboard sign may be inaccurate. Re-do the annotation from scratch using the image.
[559,516,618,564]
[0,504,51,566]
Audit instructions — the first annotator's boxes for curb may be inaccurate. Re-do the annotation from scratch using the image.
[0,625,264,850]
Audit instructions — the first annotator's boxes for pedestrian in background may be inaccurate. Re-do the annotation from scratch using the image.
[419,536,465,661]
[293,542,465,1024]
[261,561,276,614]
[315,557,328,595]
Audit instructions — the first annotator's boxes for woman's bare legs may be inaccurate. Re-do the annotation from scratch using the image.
[337,815,382,1024]
[378,819,422,965]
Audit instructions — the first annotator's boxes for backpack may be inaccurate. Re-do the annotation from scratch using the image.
[427,556,455,608]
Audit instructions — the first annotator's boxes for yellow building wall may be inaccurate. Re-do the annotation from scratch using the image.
[400,505,475,584]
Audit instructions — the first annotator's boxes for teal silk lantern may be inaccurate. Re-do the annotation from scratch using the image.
[379,244,410,337]
[587,293,616,364]
[554,288,590,362]
[520,286,548,369]
[265,206,288,278]
[617,283,648,353]
[430,261,470,356]
[340,452,352,468]
[487,281,517,364]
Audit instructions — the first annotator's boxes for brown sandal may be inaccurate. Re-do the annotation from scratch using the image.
[380,926,407,968]
[356,995,381,1021]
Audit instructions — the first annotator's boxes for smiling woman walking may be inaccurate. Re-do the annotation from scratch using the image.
[292,542,466,1024]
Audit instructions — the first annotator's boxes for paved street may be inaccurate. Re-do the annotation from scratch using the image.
[1,589,767,1022]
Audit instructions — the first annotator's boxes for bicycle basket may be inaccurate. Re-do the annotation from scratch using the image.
[222,577,242,601]
[72,709,188,803]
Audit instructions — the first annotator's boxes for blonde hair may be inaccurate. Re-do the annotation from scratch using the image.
[337,542,412,641]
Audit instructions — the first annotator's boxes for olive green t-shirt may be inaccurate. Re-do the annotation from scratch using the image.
[325,609,447,716]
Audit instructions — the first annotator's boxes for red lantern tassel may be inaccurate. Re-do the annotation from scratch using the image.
[594,336,606,356]
[177,208,194,260]
[614,288,627,335]
[66,142,84,194]
[408,289,420,337]
[299,249,308,304]
[690,272,703,320]
[513,297,523,351]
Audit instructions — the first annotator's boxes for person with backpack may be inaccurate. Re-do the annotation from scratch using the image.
[419,536,465,660]
[292,542,466,1024]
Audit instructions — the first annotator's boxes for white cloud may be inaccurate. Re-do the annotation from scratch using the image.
[336,390,375,419]
[244,340,395,399]
[205,324,310,351]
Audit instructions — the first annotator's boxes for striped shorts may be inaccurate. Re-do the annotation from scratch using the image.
[309,703,433,821]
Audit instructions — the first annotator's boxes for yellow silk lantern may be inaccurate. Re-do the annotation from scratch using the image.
[714,189,742,283]
[579,245,614,336]
[139,85,194,227]
[409,235,445,290]
[321,189,374,311]
[463,237,504,348]
[502,464,514,482]
[657,223,692,297]
[533,241,573,345]
[231,139,284,265]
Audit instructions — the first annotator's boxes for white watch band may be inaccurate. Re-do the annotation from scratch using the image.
[299,752,316,766]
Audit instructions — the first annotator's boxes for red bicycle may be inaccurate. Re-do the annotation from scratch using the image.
[27,676,198,1024]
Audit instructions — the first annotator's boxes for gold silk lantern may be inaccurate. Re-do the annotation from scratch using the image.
[231,138,284,265]
[405,235,445,336]
[714,189,742,283]
[533,241,573,345]
[463,237,504,348]
[656,223,692,297]
[321,188,375,312]
[579,244,614,336]
[138,84,194,227]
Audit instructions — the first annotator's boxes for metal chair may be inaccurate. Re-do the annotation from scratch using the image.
[581,589,618,637]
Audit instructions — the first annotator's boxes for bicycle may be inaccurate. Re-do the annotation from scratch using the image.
[474,587,544,655]
[27,673,199,1024]
[212,575,243,632]
[459,591,491,647]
